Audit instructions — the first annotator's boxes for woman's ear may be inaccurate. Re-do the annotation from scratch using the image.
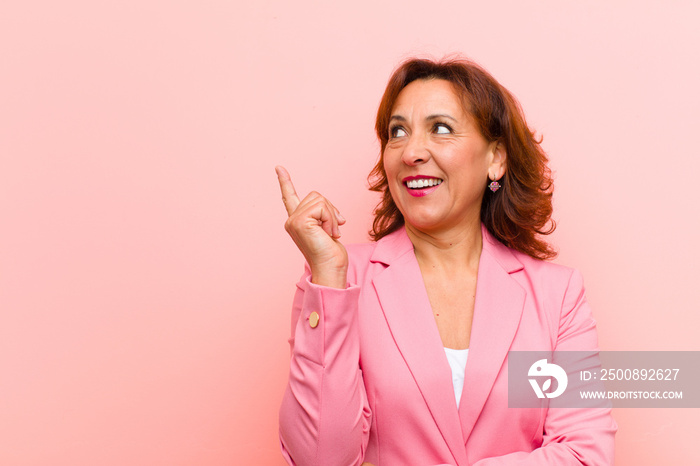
[488,141,507,180]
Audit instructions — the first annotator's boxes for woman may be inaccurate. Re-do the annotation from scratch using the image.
[276,57,616,466]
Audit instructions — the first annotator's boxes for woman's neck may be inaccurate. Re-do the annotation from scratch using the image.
[405,220,483,273]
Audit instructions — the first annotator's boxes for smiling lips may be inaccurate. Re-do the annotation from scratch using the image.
[402,175,443,197]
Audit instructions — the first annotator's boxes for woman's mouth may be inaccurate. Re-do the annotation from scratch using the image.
[403,177,443,197]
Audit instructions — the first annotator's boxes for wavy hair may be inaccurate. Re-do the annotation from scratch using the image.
[368,57,556,260]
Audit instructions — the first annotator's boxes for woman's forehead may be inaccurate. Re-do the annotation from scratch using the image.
[391,79,466,117]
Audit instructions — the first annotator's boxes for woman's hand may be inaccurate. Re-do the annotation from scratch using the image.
[276,166,348,289]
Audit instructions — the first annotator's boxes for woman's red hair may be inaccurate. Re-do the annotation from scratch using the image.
[368,57,556,260]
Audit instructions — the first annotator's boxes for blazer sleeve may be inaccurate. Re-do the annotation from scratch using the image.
[279,265,372,466]
[473,269,617,466]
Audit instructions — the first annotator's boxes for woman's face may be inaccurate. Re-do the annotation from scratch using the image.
[383,78,505,235]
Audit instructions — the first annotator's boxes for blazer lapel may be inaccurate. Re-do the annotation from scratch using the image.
[458,225,525,443]
[371,228,469,466]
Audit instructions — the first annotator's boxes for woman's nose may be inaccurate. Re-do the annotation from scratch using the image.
[401,134,431,166]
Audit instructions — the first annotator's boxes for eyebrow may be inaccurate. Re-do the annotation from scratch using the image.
[389,113,458,123]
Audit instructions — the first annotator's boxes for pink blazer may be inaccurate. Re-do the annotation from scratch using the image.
[279,225,616,465]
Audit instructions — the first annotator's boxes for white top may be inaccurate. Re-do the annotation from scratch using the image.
[444,347,469,406]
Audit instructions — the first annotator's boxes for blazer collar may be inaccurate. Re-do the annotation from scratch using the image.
[369,225,413,265]
[370,224,524,274]
[370,225,525,463]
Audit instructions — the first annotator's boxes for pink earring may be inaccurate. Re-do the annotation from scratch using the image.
[488,175,501,192]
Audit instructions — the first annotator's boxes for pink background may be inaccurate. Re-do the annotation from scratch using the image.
[2,1,698,464]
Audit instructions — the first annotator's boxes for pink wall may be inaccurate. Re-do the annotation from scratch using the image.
[2,1,698,464]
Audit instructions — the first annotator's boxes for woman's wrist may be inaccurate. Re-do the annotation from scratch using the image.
[310,267,348,289]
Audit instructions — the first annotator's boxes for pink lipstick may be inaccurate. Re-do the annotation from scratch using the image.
[402,175,443,197]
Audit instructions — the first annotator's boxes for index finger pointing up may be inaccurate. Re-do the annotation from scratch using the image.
[275,165,301,216]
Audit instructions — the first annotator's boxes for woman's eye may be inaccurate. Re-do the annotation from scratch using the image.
[435,124,452,134]
[390,126,407,138]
